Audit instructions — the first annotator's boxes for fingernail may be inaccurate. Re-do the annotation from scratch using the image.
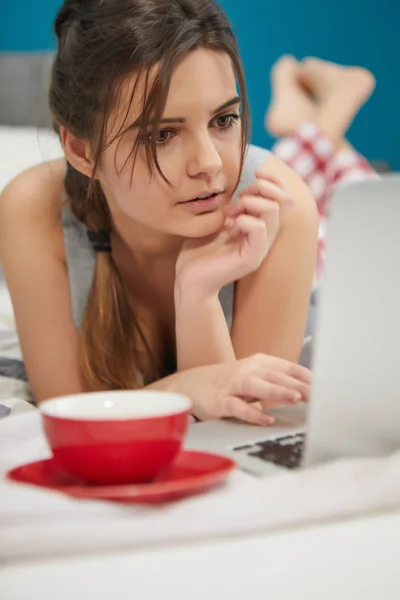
[258,181,277,196]
[264,415,275,426]
[292,393,302,404]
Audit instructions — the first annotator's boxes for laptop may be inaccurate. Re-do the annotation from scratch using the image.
[187,176,400,476]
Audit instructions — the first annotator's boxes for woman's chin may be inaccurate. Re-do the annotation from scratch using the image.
[183,210,226,238]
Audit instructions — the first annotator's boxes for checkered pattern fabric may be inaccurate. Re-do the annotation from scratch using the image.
[272,123,378,277]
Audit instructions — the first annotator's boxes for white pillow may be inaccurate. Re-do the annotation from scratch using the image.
[0,126,63,193]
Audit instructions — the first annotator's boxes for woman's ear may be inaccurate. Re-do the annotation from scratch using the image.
[60,126,94,178]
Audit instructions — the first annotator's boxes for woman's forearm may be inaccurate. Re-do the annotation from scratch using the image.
[174,284,235,371]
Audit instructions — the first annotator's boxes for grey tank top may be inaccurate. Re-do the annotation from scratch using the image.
[62,144,271,331]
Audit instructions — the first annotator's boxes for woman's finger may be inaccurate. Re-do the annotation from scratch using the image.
[227,213,267,241]
[239,375,303,408]
[254,172,293,219]
[254,170,290,192]
[256,178,293,208]
[262,371,310,402]
[238,174,288,201]
[284,361,312,385]
[224,395,275,426]
[250,354,312,385]
[227,195,280,220]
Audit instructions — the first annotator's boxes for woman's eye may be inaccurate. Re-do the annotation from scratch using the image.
[155,130,173,144]
[143,129,174,145]
[215,113,240,129]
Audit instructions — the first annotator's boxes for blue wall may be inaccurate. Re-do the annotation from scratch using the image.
[1,0,399,169]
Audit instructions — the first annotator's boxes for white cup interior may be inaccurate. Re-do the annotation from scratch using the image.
[40,391,192,420]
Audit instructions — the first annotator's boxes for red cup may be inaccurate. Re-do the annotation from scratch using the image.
[40,391,192,485]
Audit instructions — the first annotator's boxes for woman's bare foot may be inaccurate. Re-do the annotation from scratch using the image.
[298,58,376,143]
[265,55,316,137]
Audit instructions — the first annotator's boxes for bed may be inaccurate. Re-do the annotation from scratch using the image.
[2,56,400,589]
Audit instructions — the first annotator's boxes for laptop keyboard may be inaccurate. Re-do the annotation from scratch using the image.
[233,433,305,470]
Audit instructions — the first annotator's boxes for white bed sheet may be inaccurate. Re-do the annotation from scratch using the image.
[2,410,400,564]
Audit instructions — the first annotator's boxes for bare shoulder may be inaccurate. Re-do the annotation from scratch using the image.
[0,159,66,259]
[260,153,318,222]
[1,158,66,199]
[0,159,84,401]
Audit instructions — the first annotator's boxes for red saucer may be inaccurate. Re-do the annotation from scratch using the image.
[6,450,236,504]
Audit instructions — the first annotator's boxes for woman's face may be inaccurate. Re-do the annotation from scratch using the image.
[98,48,242,239]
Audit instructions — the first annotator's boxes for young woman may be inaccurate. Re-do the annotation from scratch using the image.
[0,0,317,425]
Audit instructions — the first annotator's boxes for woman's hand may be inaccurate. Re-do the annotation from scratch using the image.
[175,172,293,297]
[148,353,311,425]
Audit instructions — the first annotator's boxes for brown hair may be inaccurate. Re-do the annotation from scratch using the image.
[49,0,250,391]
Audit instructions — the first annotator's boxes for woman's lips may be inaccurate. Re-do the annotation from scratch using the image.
[178,193,224,214]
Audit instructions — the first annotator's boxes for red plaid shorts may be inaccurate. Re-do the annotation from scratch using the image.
[272,123,379,277]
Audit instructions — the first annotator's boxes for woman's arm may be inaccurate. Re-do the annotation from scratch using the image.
[174,285,235,371]
[174,153,318,370]
[0,164,85,403]
[231,154,318,362]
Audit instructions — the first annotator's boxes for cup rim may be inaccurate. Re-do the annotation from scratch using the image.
[40,390,192,421]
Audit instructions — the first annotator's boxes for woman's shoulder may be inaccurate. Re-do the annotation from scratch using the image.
[0,158,66,218]
[0,159,67,260]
